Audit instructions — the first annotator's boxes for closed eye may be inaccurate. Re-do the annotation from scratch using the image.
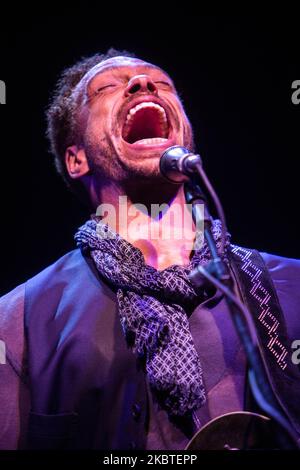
[87,84,117,102]
[95,84,116,94]
[154,81,173,89]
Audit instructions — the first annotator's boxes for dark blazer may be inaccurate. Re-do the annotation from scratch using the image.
[1,248,300,449]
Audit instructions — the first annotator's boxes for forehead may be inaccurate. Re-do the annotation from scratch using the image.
[77,56,172,95]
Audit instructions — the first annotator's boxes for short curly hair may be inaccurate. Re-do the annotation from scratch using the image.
[46,48,136,202]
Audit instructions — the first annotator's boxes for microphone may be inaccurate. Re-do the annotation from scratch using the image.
[159,145,202,183]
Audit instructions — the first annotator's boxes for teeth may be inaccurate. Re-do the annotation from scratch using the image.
[133,138,168,145]
[126,101,167,123]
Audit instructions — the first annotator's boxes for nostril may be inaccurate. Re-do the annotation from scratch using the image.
[126,76,158,96]
[129,83,141,94]
[147,82,156,93]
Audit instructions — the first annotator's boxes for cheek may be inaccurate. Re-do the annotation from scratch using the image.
[183,113,192,134]
[173,98,190,127]
[86,103,112,131]
[84,114,107,144]
[182,114,194,148]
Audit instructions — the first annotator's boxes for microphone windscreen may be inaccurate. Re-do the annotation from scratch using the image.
[159,145,191,183]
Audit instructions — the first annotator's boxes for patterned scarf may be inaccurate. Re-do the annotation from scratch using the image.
[75,218,229,416]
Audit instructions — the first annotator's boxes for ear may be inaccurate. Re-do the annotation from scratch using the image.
[65,145,90,179]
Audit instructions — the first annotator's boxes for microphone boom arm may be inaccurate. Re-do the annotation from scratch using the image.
[160,145,299,448]
[187,162,299,449]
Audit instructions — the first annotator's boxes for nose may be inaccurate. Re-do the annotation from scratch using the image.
[124,74,158,97]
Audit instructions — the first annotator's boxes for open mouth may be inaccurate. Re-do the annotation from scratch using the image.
[122,101,170,146]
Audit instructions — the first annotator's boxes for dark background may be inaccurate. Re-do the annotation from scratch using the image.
[0,15,299,295]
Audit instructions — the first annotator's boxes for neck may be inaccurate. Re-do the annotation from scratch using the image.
[89,177,196,270]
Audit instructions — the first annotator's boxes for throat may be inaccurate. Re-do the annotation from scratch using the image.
[132,238,193,271]
[97,184,196,270]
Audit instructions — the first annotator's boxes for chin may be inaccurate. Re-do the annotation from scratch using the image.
[120,157,163,181]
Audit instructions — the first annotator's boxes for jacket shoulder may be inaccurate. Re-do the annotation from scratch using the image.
[261,251,300,276]
[24,248,107,301]
[0,250,85,361]
[25,249,87,286]
[0,284,25,365]
[260,251,300,340]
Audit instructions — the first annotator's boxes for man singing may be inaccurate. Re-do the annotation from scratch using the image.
[0,49,300,450]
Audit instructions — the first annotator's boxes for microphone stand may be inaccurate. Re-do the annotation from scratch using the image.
[184,173,299,449]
